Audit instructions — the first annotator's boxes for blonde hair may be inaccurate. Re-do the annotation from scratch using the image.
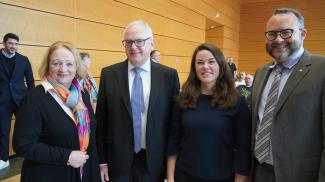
[38,41,86,79]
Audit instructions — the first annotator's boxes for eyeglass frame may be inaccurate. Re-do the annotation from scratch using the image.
[122,37,151,48]
[265,29,294,41]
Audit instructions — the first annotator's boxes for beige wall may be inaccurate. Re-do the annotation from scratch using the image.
[0,0,241,156]
[239,0,325,74]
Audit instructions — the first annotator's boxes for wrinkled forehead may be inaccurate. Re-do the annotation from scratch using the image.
[266,13,299,31]
[123,24,152,40]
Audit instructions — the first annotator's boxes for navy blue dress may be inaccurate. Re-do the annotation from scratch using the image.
[167,94,251,180]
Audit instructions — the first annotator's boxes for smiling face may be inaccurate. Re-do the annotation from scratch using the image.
[123,23,153,67]
[48,47,77,88]
[3,38,18,55]
[265,13,306,64]
[195,50,220,91]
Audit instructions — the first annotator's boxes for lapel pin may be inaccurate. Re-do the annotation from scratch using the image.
[299,69,303,72]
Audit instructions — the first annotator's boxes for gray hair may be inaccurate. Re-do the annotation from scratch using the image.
[123,20,153,39]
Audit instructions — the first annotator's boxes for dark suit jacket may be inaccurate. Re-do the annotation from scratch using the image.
[96,60,180,176]
[251,51,325,182]
[0,52,35,105]
[13,86,101,182]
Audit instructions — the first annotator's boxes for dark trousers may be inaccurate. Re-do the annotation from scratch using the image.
[110,150,164,182]
[175,168,234,182]
[253,159,276,182]
[0,100,17,161]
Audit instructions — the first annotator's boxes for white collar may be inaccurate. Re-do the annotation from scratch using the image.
[128,58,151,72]
[1,49,15,58]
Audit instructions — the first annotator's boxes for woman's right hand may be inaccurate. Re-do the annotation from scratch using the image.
[67,150,89,168]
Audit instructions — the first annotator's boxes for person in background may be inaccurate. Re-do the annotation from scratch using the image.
[150,50,161,63]
[13,41,101,182]
[0,33,35,170]
[252,8,325,182]
[226,56,237,78]
[237,74,253,109]
[235,71,246,87]
[167,43,251,182]
[96,20,179,182]
[79,52,98,112]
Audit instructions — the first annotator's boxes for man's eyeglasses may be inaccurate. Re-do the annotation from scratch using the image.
[265,29,294,41]
[122,37,151,48]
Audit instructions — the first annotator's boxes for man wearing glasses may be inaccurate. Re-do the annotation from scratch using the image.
[96,20,180,182]
[252,8,325,182]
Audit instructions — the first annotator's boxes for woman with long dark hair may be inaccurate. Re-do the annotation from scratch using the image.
[167,43,251,182]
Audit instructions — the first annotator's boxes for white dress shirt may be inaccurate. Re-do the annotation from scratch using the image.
[128,59,151,149]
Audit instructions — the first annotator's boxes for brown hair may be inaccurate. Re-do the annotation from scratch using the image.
[3,33,19,42]
[178,43,238,109]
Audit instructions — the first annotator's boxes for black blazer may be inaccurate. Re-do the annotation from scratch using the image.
[96,60,180,175]
[0,52,34,105]
[13,86,101,182]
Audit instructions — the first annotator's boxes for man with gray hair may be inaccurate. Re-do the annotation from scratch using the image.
[251,8,325,182]
[96,20,180,182]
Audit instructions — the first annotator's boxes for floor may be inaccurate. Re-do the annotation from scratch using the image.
[0,157,23,182]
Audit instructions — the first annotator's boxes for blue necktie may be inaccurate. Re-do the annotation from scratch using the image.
[131,67,145,153]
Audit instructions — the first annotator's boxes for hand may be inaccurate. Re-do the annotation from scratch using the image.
[100,165,109,182]
[67,151,89,168]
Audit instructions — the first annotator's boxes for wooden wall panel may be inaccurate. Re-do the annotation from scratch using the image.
[0,3,75,45]
[17,46,48,80]
[206,37,224,48]
[114,0,206,29]
[0,0,74,16]
[171,0,224,25]
[206,27,224,38]
[76,0,130,27]
[154,36,199,56]
[191,0,241,69]
[224,27,239,41]
[1,0,241,156]
[76,20,124,51]
[129,9,205,43]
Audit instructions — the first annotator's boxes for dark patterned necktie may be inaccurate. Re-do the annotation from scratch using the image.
[255,65,282,163]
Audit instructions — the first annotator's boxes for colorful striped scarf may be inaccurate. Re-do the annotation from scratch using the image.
[45,75,90,178]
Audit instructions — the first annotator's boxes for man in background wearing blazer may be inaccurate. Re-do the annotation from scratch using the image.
[252,8,325,182]
[0,33,35,170]
[96,20,180,182]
